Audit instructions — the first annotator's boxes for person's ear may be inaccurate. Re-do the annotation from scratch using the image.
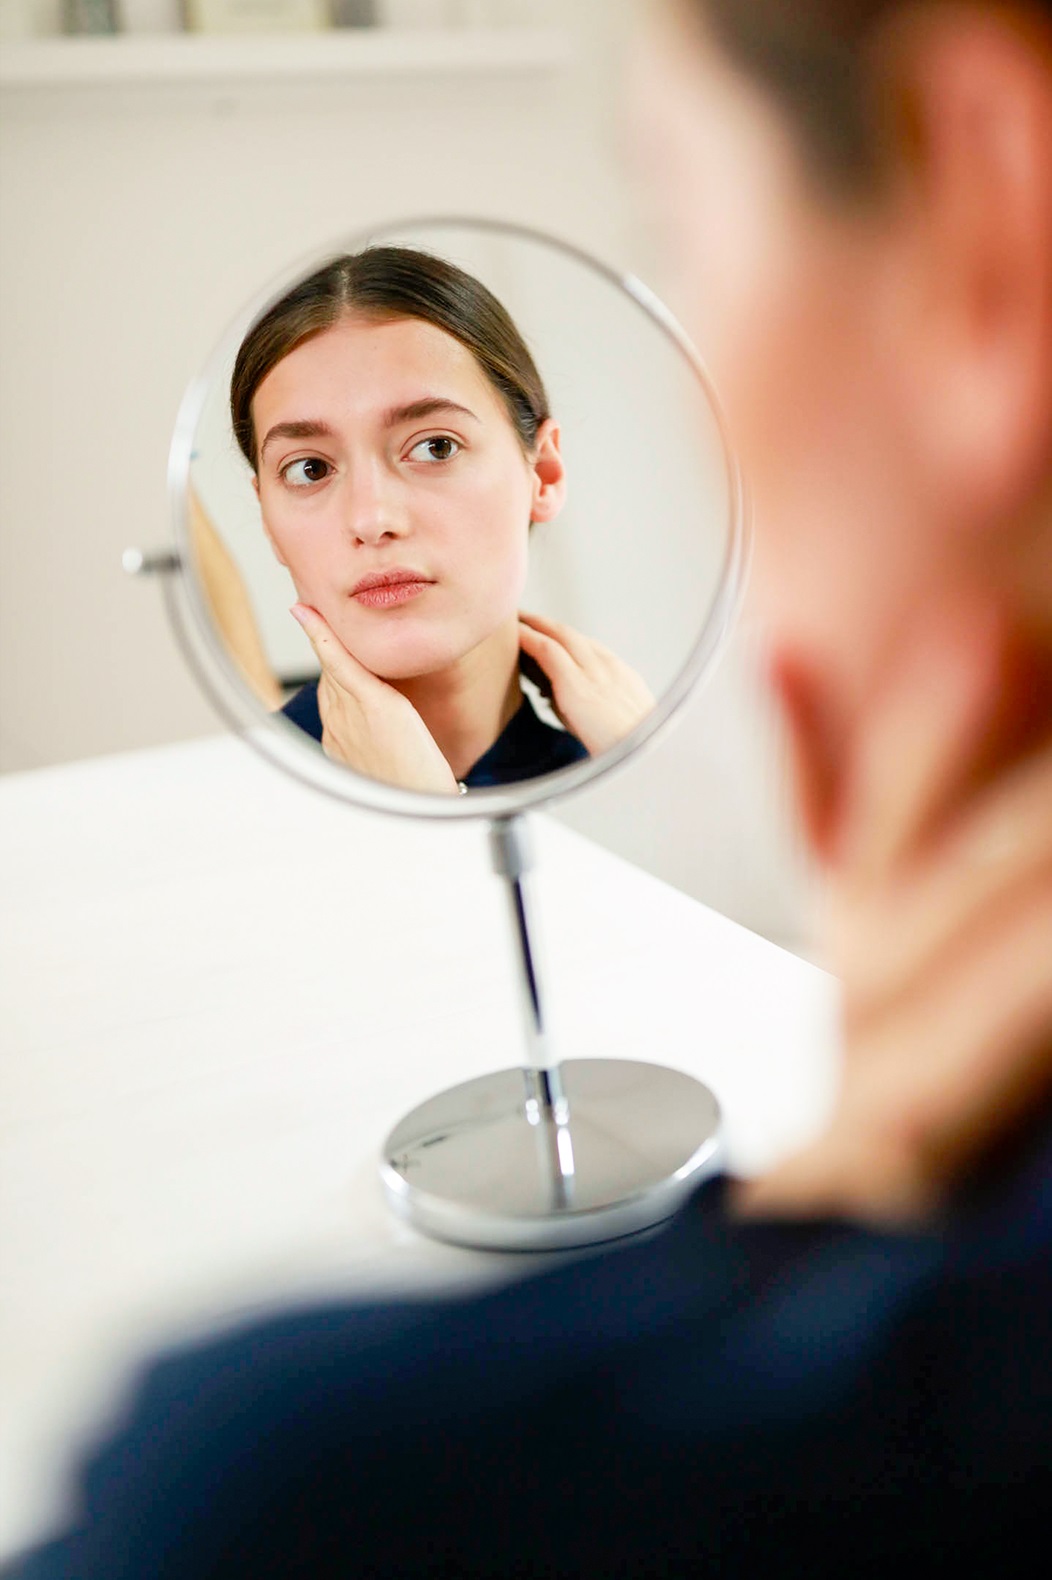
[528,418,567,525]
[886,7,1052,528]
[252,472,289,568]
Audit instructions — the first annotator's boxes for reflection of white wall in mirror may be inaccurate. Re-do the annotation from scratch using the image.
[185,0,329,33]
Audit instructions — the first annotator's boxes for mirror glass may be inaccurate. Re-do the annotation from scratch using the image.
[174,219,741,805]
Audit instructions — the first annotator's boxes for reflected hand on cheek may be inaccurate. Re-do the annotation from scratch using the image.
[518,611,656,757]
[289,602,460,795]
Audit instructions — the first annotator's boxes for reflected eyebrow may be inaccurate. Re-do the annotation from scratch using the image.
[384,397,480,428]
[259,419,335,459]
[258,400,480,461]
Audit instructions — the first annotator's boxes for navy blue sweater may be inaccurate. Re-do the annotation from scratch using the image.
[282,681,589,787]
[15,1128,1052,1579]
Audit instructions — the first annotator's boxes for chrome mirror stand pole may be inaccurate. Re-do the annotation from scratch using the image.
[382,807,723,1251]
[488,815,568,1127]
[489,815,576,1205]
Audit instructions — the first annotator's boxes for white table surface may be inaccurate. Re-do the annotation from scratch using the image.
[0,735,839,1558]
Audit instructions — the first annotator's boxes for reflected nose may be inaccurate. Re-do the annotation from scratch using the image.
[342,460,406,547]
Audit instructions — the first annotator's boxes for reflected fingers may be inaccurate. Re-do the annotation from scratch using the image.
[290,603,377,698]
[517,617,581,684]
[518,609,594,668]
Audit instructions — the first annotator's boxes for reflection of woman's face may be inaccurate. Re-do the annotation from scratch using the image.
[252,314,545,682]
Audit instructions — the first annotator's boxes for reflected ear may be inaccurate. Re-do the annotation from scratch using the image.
[252,473,289,568]
[528,418,567,525]
[889,8,1052,526]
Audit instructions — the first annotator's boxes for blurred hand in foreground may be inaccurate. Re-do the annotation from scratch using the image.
[741,601,1052,1225]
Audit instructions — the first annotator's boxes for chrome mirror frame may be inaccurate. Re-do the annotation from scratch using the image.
[162,215,749,822]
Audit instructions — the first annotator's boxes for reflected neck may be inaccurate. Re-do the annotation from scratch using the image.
[393,619,523,781]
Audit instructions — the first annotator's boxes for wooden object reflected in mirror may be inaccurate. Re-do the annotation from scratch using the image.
[187,487,283,712]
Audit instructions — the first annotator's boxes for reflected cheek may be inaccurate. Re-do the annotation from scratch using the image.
[486,517,531,618]
[439,481,531,613]
[264,514,342,615]
[268,524,389,620]
[482,512,530,608]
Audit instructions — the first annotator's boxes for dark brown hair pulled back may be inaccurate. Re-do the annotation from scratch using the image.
[230,246,550,469]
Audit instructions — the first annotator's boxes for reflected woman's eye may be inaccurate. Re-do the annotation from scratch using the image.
[407,436,461,464]
[281,457,332,488]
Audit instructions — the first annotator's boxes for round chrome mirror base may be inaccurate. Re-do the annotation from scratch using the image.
[380,1059,722,1253]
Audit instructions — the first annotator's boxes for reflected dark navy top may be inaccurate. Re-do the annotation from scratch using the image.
[280,681,588,787]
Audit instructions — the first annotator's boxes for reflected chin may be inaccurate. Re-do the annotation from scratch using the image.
[334,620,472,683]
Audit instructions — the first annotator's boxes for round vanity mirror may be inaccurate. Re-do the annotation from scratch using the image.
[155,216,747,1251]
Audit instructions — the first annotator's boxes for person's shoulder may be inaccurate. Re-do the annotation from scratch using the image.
[16,1166,1052,1577]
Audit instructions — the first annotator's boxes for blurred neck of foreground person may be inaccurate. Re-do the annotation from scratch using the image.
[637,0,1052,1220]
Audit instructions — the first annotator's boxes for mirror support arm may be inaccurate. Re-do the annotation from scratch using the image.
[488,815,568,1126]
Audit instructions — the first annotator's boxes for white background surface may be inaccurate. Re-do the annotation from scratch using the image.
[0,734,839,1559]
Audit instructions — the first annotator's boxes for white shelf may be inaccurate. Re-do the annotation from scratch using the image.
[0,27,570,89]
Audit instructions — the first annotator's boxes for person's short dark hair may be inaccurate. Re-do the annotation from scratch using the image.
[692,0,1052,190]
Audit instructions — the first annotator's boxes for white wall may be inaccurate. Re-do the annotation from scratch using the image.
[0,2,813,949]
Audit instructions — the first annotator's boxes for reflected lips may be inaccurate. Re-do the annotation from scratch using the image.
[350,569,434,609]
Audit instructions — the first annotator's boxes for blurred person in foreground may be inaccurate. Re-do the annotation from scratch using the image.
[15,2,1052,1575]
